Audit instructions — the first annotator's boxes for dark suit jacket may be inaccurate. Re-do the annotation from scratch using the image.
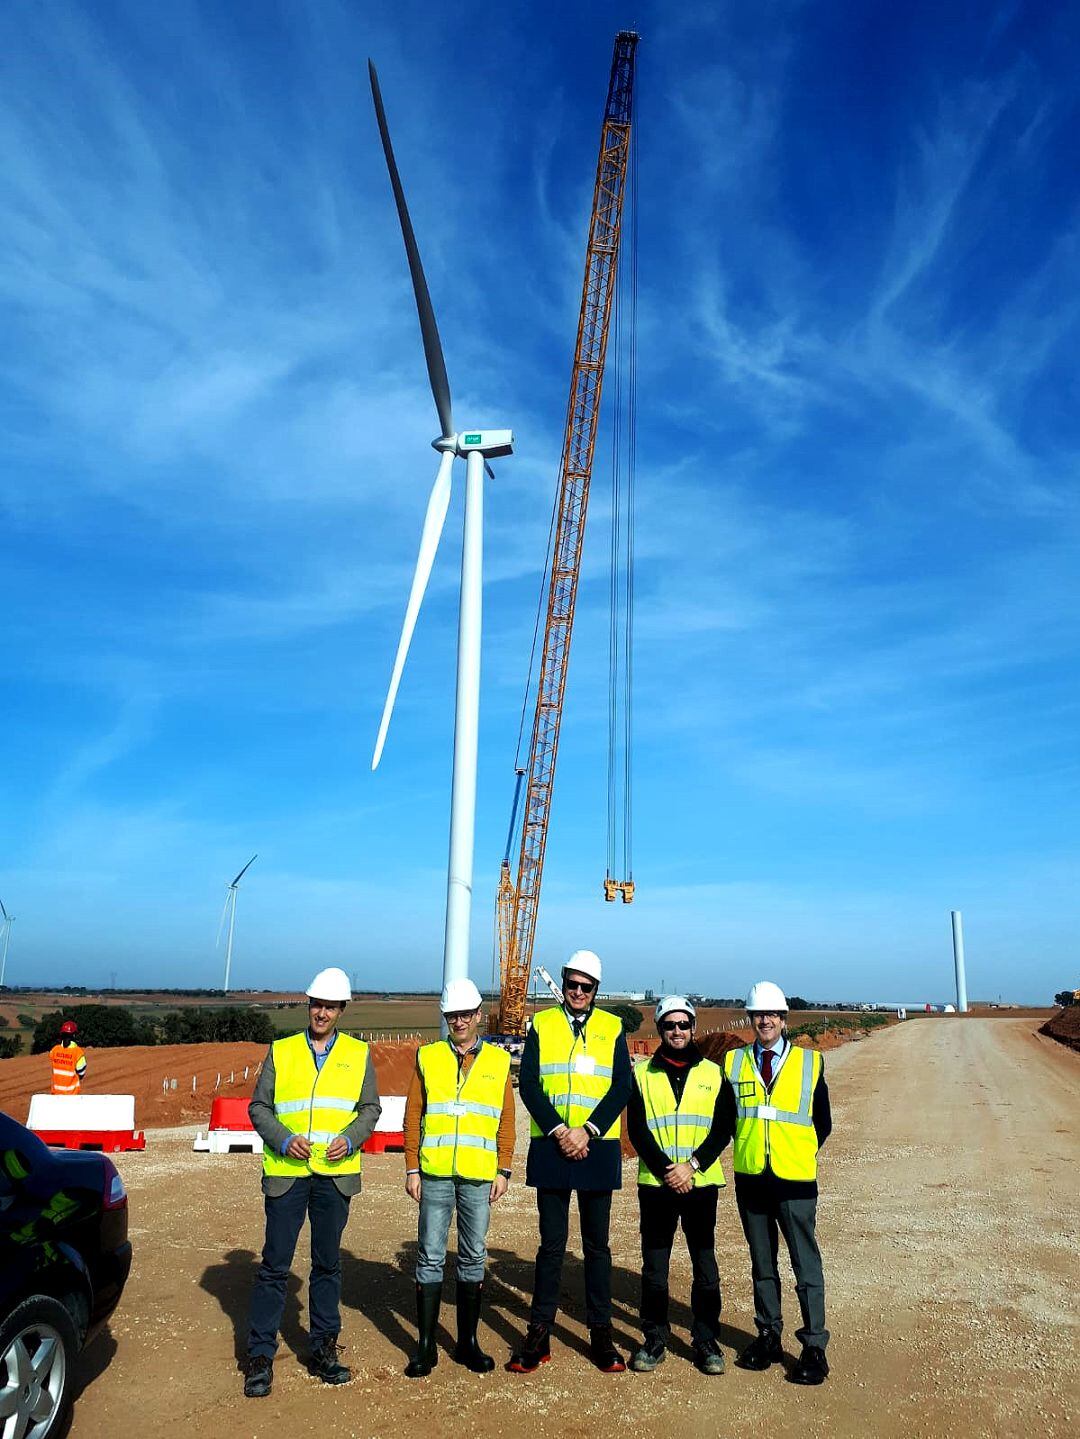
[519,1009,632,1191]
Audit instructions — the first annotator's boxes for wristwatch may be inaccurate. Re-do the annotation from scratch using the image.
[688,1155,701,1173]
[498,1168,512,1179]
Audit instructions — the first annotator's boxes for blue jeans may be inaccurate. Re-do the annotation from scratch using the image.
[247,1176,351,1358]
[415,1174,491,1284]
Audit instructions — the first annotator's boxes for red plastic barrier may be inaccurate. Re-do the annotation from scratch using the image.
[36,1129,146,1153]
[208,1097,255,1131]
[361,1131,404,1154]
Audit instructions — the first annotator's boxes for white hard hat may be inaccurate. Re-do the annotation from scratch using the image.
[440,977,484,1013]
[655,994,696,1023]
[745,980,788,1013]
[305,967,352,1003]
[563,949,602,984]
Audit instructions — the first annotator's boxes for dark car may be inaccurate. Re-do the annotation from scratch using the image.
[0,1110,132,1437]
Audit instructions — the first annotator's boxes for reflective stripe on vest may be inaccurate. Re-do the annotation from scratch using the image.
[723,1043,821,1181]
[418,1040,511,1181]
[634,1058,726,1188]
[529,1006,623,1139]
[262,1031,369,1179]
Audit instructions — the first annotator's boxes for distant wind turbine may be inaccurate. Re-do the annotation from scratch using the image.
[0,898,12,989]
[217,856,257,994]
[368,59,513,1011]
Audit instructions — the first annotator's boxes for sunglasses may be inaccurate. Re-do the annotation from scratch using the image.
[563,979,597,994]
[660,1019,693,1032]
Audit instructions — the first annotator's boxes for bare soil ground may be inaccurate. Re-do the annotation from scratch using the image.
[49,1018,1077,1438]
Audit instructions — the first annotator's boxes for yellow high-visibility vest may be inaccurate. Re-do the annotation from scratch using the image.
[418,1040,511,1182]
[723,1042,821,1182]
[529,1006,623,1139]
[262,1031,369,1179]
[50,1044,86,1095]
[634,1057,726,1188]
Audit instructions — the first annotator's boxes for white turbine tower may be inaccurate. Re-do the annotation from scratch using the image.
[368,60,513,1006]
[0,898,12,989]
[217,855,257,995]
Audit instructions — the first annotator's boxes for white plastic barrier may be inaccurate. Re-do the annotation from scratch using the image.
[376,1095,406,1131]
[27,1093,145,1151]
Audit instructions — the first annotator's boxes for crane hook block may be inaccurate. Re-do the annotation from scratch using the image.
[603,878,635,904]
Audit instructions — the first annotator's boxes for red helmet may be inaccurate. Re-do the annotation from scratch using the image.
[60,1020,78,1036]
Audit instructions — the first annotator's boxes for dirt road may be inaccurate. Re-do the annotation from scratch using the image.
[66,1019,1077,1437]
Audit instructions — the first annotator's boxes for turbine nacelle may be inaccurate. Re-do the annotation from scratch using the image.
[432,429,514,460]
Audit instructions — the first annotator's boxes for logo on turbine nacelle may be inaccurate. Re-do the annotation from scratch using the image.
[464,433,482,445]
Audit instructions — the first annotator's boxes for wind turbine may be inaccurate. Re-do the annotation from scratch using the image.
[368,60,513,1006]
[0,898,12,989]
[217,855,257,995]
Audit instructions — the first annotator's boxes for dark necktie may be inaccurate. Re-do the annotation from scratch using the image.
[760,1048,774,1088]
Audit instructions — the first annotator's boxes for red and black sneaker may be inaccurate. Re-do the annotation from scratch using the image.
[589,1325,626,1373]
[508,1322,551,1373]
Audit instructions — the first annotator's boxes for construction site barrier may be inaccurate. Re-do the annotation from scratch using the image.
[27,1093,146,1153]
[194,1095,262,1154]
[192,1095,407,1156]
[361,1094,405,1154]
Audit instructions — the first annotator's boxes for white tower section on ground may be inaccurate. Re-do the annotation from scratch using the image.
[950,909,969,1013]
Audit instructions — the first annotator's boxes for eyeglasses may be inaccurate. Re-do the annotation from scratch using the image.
[751,1011,783,1021]
[660,1019,693,1032]
[563,979,597,994]
[444,1010,478,1022]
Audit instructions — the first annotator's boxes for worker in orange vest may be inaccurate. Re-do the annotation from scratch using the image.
[49,1020,87,1094]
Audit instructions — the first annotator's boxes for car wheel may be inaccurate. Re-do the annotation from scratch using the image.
[0,1295,78,1439]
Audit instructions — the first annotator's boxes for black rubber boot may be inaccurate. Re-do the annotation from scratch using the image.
[454,1280,495,1373]
[405,1281,442,1378]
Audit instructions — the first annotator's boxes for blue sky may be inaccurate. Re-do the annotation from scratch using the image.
[2,0,1077,1004]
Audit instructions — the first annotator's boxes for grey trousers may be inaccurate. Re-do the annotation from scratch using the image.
[736,1188,828,1350]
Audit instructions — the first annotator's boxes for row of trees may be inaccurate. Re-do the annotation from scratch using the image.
[30,1005,276,1054]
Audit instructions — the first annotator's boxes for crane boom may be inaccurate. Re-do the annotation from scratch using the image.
[496,33,639,1037]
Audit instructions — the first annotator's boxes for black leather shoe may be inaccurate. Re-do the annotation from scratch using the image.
[405,1282,443,1378]
[588,1324,626,1373]
[454,1281,495,1373]
[243,1355,273,1398]
[508,1322,551,1373]
[789,1344,829,1385]
[309,1336,351,1384]
[734,1332,783,1370]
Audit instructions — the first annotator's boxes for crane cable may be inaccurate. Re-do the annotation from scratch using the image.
[606,95,638,892]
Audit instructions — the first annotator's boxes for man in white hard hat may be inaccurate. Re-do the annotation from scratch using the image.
[243,967,381,1398]
[510,949,633,1374]
[401,976,515,1378]
[626,996,729,1375]
[721,981,832,1385]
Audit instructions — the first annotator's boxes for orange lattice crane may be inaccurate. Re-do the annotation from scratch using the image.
[495,32,639,1037]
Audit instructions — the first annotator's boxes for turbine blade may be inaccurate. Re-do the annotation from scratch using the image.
[372,451,454,769]
[368,59,454,440]
[231,853,258,887]
[216,892,232,948]
[0,898,6,922]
